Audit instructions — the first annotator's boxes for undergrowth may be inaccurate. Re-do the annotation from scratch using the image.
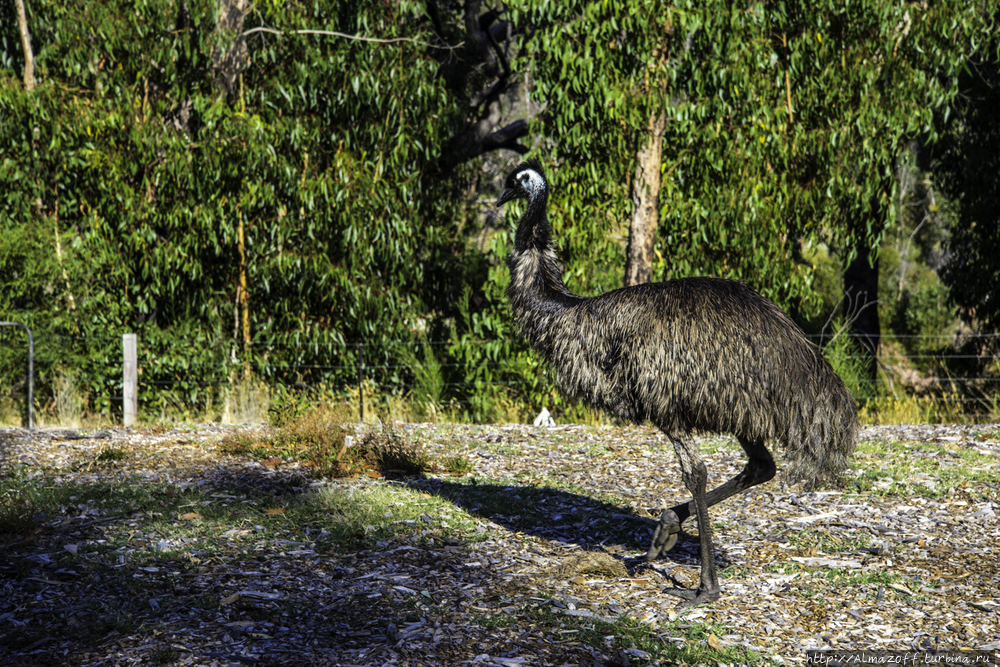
[219,405,445,478]
[3,365,998,427]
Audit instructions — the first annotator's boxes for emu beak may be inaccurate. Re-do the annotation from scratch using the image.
[495,188,517,208]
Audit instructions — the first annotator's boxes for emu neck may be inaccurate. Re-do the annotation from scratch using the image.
[506,191,580,349]
[513,191,552,252]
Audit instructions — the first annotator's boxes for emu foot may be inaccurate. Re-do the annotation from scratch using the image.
[646,509,681,561]
[662,586,721,609]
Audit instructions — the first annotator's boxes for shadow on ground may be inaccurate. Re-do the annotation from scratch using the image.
[0,440,733,667]
[401,476,734,574]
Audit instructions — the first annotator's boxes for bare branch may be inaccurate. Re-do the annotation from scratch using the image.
[241,26,463,50]
[486,18,513,78]
[472,99,505,145]
[481,119,530,154]
[470,77,506,109]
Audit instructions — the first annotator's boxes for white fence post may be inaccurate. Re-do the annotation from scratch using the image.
[123,333,137,426]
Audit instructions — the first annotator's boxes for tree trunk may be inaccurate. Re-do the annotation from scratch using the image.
[42,198,77,312]
[843,234,880,388]
[14,0,35,91]
[625,113,666,287]
[238,213,250,377]
[211,0,249,97]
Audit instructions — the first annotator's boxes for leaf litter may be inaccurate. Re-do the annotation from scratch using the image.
[0,422,997,665]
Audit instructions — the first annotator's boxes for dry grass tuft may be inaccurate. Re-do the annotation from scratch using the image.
[858,393,994,425]
[353,417,434,475]
[551,551,629,579]
[221,403,356,477]
[223,373,270,424]
[220,405,436,478]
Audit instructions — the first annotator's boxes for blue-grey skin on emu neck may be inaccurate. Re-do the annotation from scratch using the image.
[496,160,858,608]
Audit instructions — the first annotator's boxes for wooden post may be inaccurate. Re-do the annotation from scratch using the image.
[123,333,137,426]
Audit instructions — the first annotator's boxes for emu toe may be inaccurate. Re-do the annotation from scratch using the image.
[646,509,681,560]
[663,585,721,609]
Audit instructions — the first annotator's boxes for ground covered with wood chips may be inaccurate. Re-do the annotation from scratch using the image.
[1,423,998,666]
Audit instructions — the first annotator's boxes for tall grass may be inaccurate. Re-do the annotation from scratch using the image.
[397,337,445,422]
[2,348,995,427]
[823,318,874,402]
[53,371,84,427]
[222,373,270,424]
[0,393,21,427]
[821,318,1000,425]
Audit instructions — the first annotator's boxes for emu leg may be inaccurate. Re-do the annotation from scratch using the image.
[660,431,720,608]
[647,438,775,560]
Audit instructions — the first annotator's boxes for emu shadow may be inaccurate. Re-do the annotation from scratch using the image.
[404,476,735,572]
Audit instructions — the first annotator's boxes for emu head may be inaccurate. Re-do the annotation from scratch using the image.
[496,160,547,208]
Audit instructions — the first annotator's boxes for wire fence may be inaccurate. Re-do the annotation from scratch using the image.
[1,329,999,423]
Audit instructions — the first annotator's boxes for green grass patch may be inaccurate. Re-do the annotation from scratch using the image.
[441,453,474,474]
[484,601,764,665]
[784,529,869,553]
[95,445,132,463]
[306,482,477,548]
[847,438,1000,499]
[820,570,907,587]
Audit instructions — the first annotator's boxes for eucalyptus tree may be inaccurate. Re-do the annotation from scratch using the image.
[0,0,524,414]
[513,0,991,385]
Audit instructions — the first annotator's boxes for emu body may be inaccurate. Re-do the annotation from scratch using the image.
[498,160,858,607]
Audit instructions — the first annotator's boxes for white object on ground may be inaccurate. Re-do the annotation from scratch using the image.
[533,407,555,427]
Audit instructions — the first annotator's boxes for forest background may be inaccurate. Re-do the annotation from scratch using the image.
[1,0,999,426]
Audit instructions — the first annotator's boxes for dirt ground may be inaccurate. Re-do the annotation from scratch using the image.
[1,422,998,666]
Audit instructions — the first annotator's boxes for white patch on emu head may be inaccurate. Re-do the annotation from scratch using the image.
[517,168,545,200]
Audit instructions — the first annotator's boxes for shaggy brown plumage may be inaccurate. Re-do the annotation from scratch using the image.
[498,160,858,607]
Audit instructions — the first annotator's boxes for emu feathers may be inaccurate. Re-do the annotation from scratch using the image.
[498,160,858,607]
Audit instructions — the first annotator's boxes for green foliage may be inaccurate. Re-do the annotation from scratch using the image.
[0,0,472,417]
[824,317,874,401]
[0,0,560,424]
[1,0,996,424]
[894,274,956,363]
[396,336,445,422]
[514,0,990,311]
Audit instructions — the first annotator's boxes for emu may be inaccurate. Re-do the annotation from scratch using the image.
[496,160,858,607]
